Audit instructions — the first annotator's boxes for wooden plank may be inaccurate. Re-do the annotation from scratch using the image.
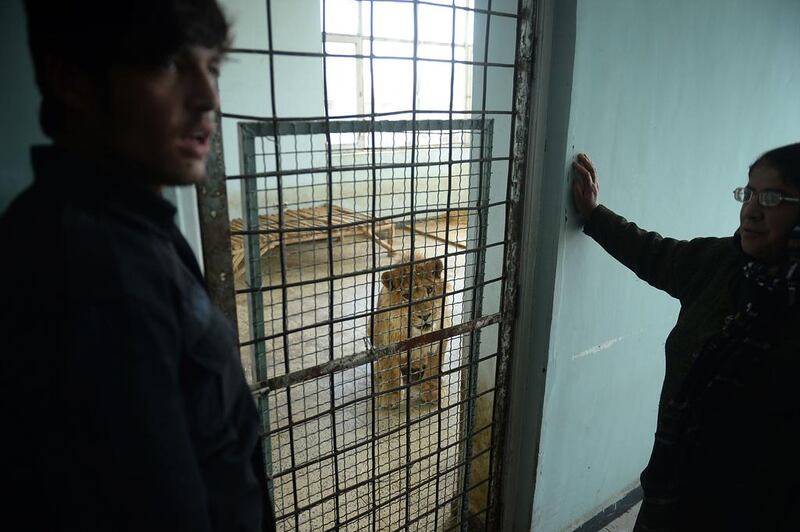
[402,223,467,250]
[230,204,397,270]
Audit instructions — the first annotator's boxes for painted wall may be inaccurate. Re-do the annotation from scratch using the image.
[219,0,325,219]
[0,0,46,214]
[528,0,800,530]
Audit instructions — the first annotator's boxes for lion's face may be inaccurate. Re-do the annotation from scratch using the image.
[381,258,446,334]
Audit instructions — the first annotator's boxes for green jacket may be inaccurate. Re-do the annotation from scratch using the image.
[584,204,743,409]
[584,204,800,530]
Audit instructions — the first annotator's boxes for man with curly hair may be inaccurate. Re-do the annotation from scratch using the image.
[1,2,276,530]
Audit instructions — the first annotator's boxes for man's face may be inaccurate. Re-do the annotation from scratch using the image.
[739,164,800,263]
[101,46,222,186]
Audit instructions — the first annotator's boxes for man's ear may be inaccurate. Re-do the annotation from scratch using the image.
[42,53,99,115]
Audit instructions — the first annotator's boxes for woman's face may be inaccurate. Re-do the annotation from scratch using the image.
[739,164,800,263]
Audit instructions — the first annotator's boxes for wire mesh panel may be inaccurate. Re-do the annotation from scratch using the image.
[231,118,492,530]
[197,0,535,530]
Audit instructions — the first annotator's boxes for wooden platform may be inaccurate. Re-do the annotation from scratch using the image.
[401,209,469,250]
[230,205,396,271]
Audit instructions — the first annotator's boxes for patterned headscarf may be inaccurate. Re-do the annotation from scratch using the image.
[742,223,800,308]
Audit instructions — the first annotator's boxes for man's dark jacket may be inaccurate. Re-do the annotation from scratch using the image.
[0,146,276,531]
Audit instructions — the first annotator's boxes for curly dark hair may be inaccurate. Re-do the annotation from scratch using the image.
[24,0,231,138]
[750,142,800,190]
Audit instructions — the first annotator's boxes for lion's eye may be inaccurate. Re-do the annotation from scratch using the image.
[401,293,410,300]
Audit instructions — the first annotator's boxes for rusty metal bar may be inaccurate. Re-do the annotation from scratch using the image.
[196,110,238,325]
[222,108,513,123]
[239,274,504,348]
[263,349,500,439]
[234,244,505,297]
[240,118,484,137]
[228,47,515,69]
[250,312,502,396]
[486,0,537,528]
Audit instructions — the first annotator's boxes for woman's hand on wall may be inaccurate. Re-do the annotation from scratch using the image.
[571,153,599,222]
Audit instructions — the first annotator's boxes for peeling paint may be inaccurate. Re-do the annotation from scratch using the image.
[571,336,625,361]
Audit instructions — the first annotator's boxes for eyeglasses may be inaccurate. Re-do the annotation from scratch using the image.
[733,187,800,207]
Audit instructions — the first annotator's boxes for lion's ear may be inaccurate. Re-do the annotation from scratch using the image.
[383,268,407,290]
[381,270,395,290]
[432,258,444,279]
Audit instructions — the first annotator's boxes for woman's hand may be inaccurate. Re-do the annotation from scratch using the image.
[571,153,599,221]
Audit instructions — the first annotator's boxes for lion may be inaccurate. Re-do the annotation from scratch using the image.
[369,256,450,408]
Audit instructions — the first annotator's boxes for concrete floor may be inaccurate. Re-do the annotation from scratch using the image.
[233,216,487,530]
[600,502,640,532]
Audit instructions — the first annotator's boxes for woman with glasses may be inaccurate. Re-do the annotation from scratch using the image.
[572,143,800,531]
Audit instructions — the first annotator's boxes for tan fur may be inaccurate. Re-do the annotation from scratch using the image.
[369,256,450,408]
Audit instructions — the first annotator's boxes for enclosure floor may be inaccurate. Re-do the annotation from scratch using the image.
[234,217,474,531]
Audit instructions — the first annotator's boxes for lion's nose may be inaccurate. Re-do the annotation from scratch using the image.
[419,313,431,322]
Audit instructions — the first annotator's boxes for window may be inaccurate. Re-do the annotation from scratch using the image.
[322,0,474,148]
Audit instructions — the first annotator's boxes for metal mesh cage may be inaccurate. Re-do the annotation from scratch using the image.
[233,118,492,530]
[196,0,535,529]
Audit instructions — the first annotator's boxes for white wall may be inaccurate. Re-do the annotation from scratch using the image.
[526,1,800,530]
[219,0,325,219]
